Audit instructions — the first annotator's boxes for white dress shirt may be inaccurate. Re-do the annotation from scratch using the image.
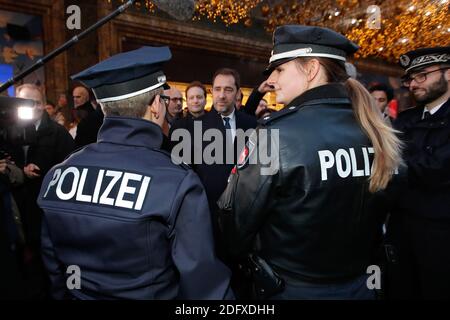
[422,101,446,119]
[221,108,237,142]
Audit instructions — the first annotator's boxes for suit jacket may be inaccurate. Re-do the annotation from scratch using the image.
[170,107,256,258]
[15,111,74,247]
[171,108,256,209]
[74,102,104,149]
[196,108,257,209]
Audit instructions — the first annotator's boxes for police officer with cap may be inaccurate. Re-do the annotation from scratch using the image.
[218,25,402,299]
[38,46,233,300]
[386,46,450,299]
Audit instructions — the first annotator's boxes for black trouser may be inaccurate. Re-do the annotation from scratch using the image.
[386,213,450,299]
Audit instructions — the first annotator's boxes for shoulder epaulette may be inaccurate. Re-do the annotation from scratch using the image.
[258,105,300,125]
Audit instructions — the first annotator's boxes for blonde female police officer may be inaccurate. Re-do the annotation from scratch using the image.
[218,25,403,299]
[38,46,233,300]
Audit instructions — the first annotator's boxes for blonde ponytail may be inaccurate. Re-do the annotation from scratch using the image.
[345,78,403,192]
[296,57,403,193]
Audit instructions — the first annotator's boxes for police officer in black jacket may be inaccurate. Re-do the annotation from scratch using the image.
[38,46,233,300]
[218,25,403,299]
[386,46,450,299]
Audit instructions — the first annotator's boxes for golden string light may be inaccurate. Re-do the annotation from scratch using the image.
[106,0,261,26]
[261,0,450,62]
[347,0,450,60]
[107,0,156,13]
[194,0,262,26]
[105,0,449,61]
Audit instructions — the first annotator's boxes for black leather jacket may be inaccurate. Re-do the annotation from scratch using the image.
[219,84,387,284]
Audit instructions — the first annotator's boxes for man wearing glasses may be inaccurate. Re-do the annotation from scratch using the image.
[164,87,184,125]
[386,47,450,299]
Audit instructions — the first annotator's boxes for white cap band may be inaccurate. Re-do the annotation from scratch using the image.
[269,47,347,64]
[97,81,165,103]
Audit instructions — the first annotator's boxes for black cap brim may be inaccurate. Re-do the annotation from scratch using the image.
[263,57,298,76]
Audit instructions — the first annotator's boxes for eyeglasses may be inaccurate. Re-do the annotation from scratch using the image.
[169,97,185,103]
[402,67,449,87]
[159,94,171,106]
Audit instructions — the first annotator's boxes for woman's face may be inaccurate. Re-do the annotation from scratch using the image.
[186,86,206,114]
[267,59,309,105]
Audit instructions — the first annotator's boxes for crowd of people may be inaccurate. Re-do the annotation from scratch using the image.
[1,24,449,300]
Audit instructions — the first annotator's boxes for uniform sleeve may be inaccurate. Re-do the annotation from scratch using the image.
[242,87,264,116]
[218,127,279,257]
[41,217,67,299]
[406,143,450,188]
[394,116,450,188]
[169,170,234,300]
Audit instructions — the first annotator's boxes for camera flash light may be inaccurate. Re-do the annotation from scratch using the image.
[18,106,34,120]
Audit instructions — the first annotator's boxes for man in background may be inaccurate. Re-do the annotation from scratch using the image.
[368,82,395,120]
[387,46,450,299]
[15,84,74,298]
[72,85,104,149]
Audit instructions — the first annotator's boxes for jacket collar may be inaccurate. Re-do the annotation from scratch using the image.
[36,111,53,136]
[76,101,95,113]
[430,97,450,118]
[209,106,243,132]
[97,116,163,149]
[186,111,205,120]
[287,83,351,109]
[404,97,450,126]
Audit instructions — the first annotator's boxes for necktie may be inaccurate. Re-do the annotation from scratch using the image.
[423,111,431,120]
[223,117,231,129]
[223,117,233,153]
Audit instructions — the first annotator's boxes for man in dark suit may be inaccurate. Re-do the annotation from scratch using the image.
[72,85,104,149]
[171,68,256,260]
[202,69,257,299]
[199,68,257,211]
[15,84,74,298]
